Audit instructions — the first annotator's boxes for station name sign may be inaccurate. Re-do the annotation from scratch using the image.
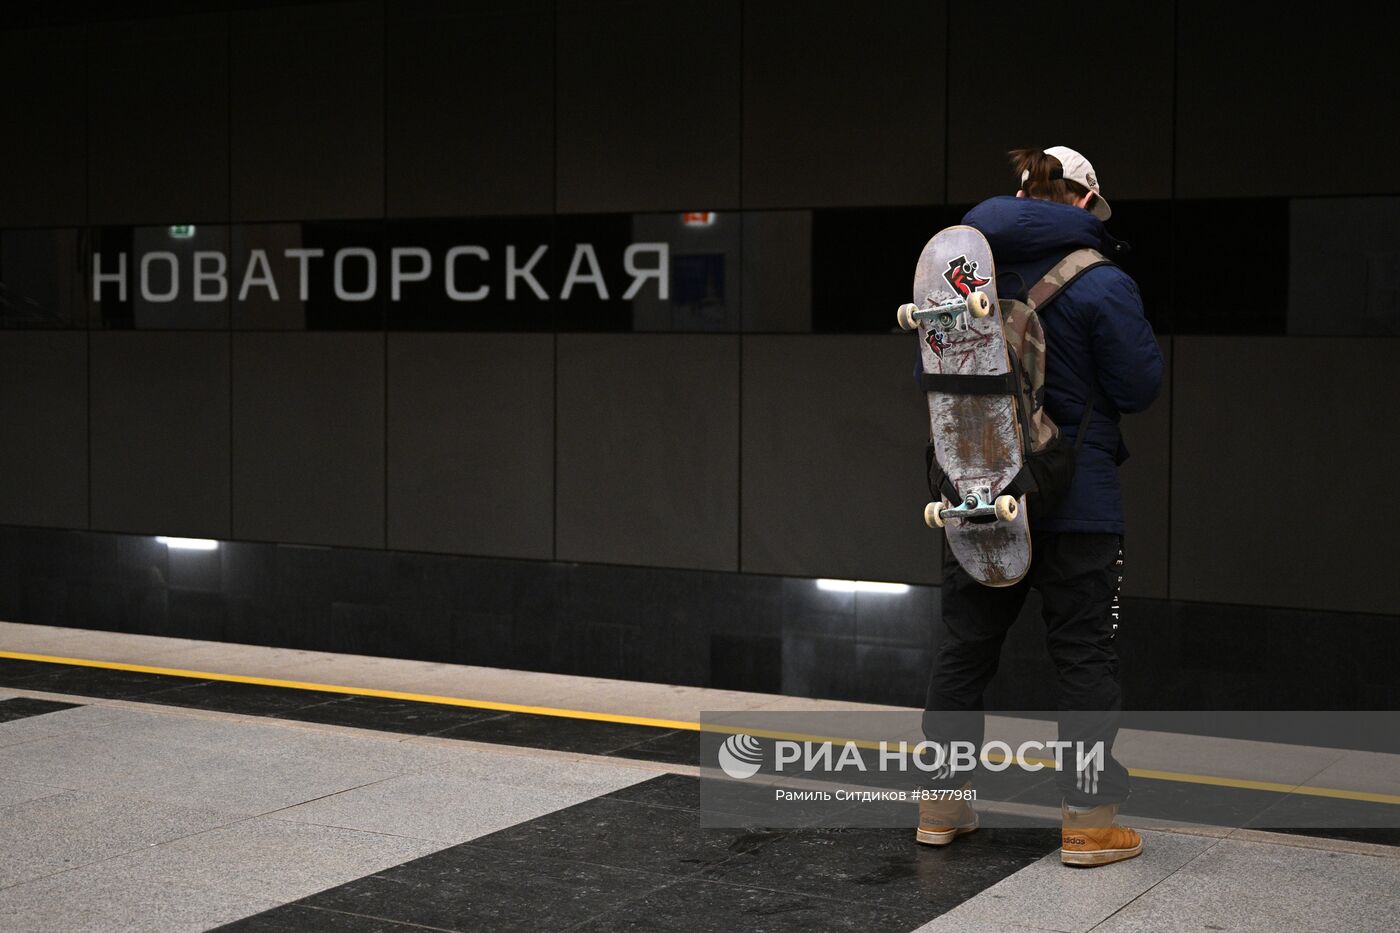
[90,242,671,304]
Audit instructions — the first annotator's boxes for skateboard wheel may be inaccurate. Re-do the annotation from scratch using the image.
[897,303,919,331]
[994,495,1018,522]
[967,291,992,318]
[925,501,946,529]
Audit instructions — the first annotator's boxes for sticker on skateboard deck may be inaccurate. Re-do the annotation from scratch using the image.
[898,225,1031,587]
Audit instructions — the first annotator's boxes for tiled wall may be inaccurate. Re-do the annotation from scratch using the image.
[6,1,1394,221]
[0,0,1396,649]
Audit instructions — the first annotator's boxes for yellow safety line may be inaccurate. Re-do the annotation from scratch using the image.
[3,649,1398,806]
[0,650,697,732]
[1124,766,1400,806]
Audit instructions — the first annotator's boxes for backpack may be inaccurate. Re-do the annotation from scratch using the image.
[924,247,1113,518]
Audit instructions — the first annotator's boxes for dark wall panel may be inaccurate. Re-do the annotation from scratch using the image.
[87,14,229,224]
[387,333,554,558]
[0,228,87,329]
[741,336,937,585]
[1171,337,1399,614]
[231,1,384,221]
[386,0,554,218]
[742,0,946,208]
[0,333,87,529]
[1118,337,1171,599]
[741,211,813,332]
[89,333,230,538]
[1176,4,1400,197]
[0,27,86,226]
[556,334,739,570]
[947,2,1173,204]
[555,0,740,213]
[231,333,384,548]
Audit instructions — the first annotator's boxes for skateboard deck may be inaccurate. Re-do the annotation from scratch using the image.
[902,225,1030,587]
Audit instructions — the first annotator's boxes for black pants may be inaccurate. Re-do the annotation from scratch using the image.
[922,532,1130,807]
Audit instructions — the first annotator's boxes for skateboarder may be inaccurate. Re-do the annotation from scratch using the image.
[916,146,1164,867]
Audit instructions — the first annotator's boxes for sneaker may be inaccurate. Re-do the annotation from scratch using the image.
[1060,802,1143,866]
[916,784,978,846]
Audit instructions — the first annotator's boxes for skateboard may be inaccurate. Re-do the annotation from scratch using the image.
[898,225,1030,587]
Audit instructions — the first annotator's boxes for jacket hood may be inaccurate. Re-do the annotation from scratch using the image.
[962,196,1106,263]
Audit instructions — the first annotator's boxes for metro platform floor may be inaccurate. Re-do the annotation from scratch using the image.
[0,621,1396,932]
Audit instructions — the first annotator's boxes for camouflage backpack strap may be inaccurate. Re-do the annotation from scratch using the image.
[1027,246,1120,428]
[1026,248,1111,312]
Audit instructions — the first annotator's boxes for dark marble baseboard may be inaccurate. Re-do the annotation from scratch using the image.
[0,525,1395,711]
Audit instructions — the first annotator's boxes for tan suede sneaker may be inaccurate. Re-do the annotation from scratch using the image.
[915,784,978,846]
[1061,802,1143,866]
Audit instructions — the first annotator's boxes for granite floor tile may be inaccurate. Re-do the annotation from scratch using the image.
[0,852,69,892]
[275,766,641,844]
[401,742,656,794]
[1111,729,1345,787]
[0,657,63,685]
[0,788,246,883]
[133,680,351,717]
[100,816,446,904]
[21,704,441,774]
[19,703,266,752]
[470,795,784,877]
[1085,837,1400,932]
[699,779,908,829]
[605,771,867,824]
[699,826,1057,915]
[0,663,183,700]
[571,876,932,933]
[1088,869,1398,933]
[0,696,81,722]
[604,772,702,810]
[0,732,407,816]
[1246,789,1400,835]
[912,831,1218,933]
[434,712,675,756]
[0,861,281,933]
[1305,749,1400,796]
[606,728,702,765]
[1281,827,1400,847]
[1168,837,1400,902]
[0,702,97,748]
[0,778,66,809]
[217,903,441,931]
[0,731,170,790]
[297,844,675,932]
[173,718,474,776]
[280,695,510,735]
[116,747,405,816]
[0,718,77,750]
[913,921,1078,933]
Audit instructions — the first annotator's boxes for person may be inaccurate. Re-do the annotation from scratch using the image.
[915,146,1164,867]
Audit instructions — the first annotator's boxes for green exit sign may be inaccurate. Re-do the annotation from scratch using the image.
[168,225,196,239]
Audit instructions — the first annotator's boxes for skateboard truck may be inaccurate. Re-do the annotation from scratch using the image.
[924,486,1020,529]
[896,292,993,331]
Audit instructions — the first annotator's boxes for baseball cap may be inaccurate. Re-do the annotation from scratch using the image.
[1021,145,1112,221]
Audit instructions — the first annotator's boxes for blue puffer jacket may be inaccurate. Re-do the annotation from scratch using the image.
[938,196,1164,534]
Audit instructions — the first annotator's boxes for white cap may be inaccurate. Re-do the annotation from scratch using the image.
[1020,145,1112,221]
